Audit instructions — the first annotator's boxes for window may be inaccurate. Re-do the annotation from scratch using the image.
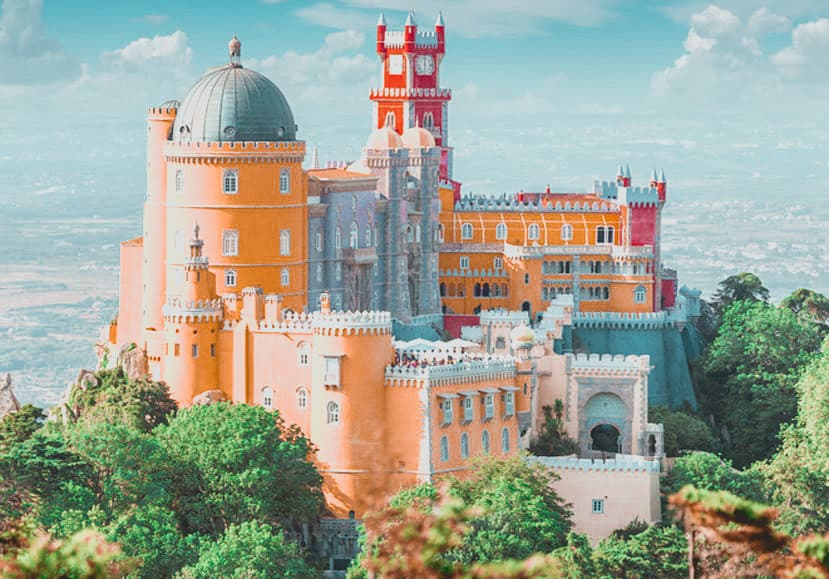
[561,223,573,241]
[297,388,308,409]
[423,112,434,128]
[336,263,342,281]
[191,344,198,358]
[495,222,507,240]
[441,399,453,425]
[592,499,605,514]
[349,222,359,249]
[484,394,495,420]
[460,433,469,458]
[210,344,216,357]
[324,356,341,387]
[262,387,273,409]
[459,256,470,269]
[297,342,310,367]
[335,227,342,249]
[388,55,403,75]
[225,269,237,287]
[501,427,510,452]
[316,263,323,283]
[482,430,490,455]
[365,227,372,247]
[504,392,515,416]
[440,435,449,462]
[223,169,238,194]
[461,223,473,240]
[281,268,290,286]
[315,231,323,252]
[280,168,290,193]
[326,401,340,424]
[175,170,183,193]
[174,343,180,357]
[463,396,474,422]
[438,224,445,243]
[222,230,239,256]
[528,223,540,241]
[280,230,291,256]
[405,225,414,243]
[596,226,615,245]
[493,257,503,270]
[384,110,397,127]
[524,273,530,285]
[415,224,421,242]
[634,285,647,304]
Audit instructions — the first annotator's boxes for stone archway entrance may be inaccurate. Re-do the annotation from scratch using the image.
[590,424,621,453]
[583,392,627,455]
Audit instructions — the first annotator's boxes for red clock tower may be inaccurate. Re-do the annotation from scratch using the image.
[371,11,454,179]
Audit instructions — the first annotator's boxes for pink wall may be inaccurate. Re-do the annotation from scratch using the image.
[629,206,657,247]
[443,314,479,338]
[661,278,677,309]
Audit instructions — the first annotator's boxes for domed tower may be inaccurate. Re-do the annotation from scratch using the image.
[164,36,308,315]
[309,299,394,516]
[162,224,222,404]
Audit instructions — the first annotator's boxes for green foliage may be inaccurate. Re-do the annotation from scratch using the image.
[0,529,134,578]
[701,299,823,466]
[593,524,688,578]
[649,406,715,456]
[711,272,770,314]
[156,402,323,537]
[549,532,595,578]
[529,401,580,457]
[0,405,45,450]
[66,368,177,433]
[781,288,829,323]
[759,339,829,535]
[663,452,766,502]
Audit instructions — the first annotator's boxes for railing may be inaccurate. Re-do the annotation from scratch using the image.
[386,356,515,381]
[503,242,654,259]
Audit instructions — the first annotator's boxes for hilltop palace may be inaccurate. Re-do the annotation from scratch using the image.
[100,12,703,553]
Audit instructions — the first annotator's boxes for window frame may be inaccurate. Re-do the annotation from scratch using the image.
[279,168,290,193]
[528,223,540,241]
[561,223,573,241]
[484,394,495,420]
[326,401,340,424]
[281,268,290,287]
[495,222,507,240]
[280,229,291,256]
[440,435,449,462]
[482,430,490,455]
[262,386,273,409]
[493,257,503,270]
[441,398,453,425]
[296,388,308,409]
[459,256,470,270]
[225,269,237,287]
[175,169,184,193]
[222,230,239,257]
[592,499,605,514]
[460,433,469,458]
[501,427,510,452]
[461,222,473,240]
[223,169,239,195]
[634,285,647,304]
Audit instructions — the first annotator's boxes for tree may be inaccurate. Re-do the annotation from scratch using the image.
[781,288,829,324]
[178,521,315,579]
[701,300,823,467]
[592,524,688,578]
[0,405,45,450]
[648,406,715,456]
[710,272,769,314]
[156,402,323,537]
[529,401,580,457]
[549,532,595,578]
[760,339,829,536]
[663,452,766,502]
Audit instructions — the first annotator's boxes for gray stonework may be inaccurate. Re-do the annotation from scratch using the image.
[573,378,638,455]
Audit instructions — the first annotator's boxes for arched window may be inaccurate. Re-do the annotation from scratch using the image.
[460,433,469,458]
[175,170,183,193]
[326,401,340,424]
[634,285,647,304]
[384,111,396,128]
[349,222,359,249]
[438,224,445,243]
[482,430,490,455]
[561,223,573,241]
[415,224,421,242]
[439,283,446,297]
[335,227,342,249]
[262,387,273,409]
[474,283,482,297]
[461,223,473,240]
[495,223,507,240]
[223,169,238,194]
[297,342,310,367]
[222,230,239,256]
[494,284,502,297]
[406,225,414,243]
[280,230,291,256]
[280,168,290,193]
[528,223,540,241]
[281,268,290,286]
[501,427,510,453]
[296,388,308,409]
[482,283,490,297]
[315,231,323,252]
[365,226,372,247]
[423,112,434,128]
[440,435,449,462]
[224,269,237,287]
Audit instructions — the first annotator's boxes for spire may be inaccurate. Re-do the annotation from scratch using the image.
[312,144,320,169]
[228,34,241,66]
[405,10,416,26]
[650,169,658,182]
[435,11,445,26]
[616,162,624,177]
[658,169,666,183]
[377,11,386,26]
[188,221,205,262]
[624,163,631,178]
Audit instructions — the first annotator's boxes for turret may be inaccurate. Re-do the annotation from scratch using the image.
[656,169,666,201]
[649,169,658,189]
[376,12,386,56]
[615,162,624,186]
[404,11,417,51]
[623,163,632,187]
[435,11,445,54]
[183,223,212,301]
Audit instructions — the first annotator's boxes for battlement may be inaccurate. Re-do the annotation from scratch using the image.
[386,355,515,385]
[164,140,306,162]
[162,297,223,323]
[503,242,654,260]
[566,352,651,372]
[573,311,670,329]
[369,87,451,99]
[594,181,661,206]
[439,267,509,278]
[455,194,618,213]
[312,310,392,336]
[528,455,660,473]
[479,309,530,326]
[257,311,314,333]
[147,106,178,118]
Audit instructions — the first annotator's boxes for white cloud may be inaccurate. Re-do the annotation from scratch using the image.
[772,18,829,79]
[746,8,790,36]
[101,30,193,73]
[296,0,614,37]
[0,0,81,85]
[131,14,169,25]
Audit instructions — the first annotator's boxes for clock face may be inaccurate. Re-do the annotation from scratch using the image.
[415,55,434,75]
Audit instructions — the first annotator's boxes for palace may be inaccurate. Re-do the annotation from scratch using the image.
[101,11,701,547]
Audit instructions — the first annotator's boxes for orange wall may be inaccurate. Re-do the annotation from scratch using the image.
[116,239,144,346]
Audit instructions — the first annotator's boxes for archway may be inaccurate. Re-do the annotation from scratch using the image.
[590,424,621,453]
[647,434,657,456]
[521,301,531,318]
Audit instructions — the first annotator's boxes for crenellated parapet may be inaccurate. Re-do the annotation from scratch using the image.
[369,87,451,100]
[594,181,661,207]
[455,194,619,213]
[162,297,223,323]
[439,267,510,278]
[573,311,670,330]
[504,242,654,260]
[528,455,660,473]
[164,140,306,164]
[565,353,651,374]
[385,355,516,387]
[311,310,393,336]
[479,309,530,327]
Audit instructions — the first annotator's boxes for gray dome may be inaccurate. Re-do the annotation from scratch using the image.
[172,64,297,143]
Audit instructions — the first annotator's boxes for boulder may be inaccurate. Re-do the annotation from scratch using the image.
[117,343,148,381]
[192,389,227,406]
[0,373,20,420]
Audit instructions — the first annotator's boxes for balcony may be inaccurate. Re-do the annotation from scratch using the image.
[341,247,377,266]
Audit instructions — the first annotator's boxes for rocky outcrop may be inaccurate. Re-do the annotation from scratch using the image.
[117,344,148,381]
[192,389,227,406]
[0,373,20,420]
